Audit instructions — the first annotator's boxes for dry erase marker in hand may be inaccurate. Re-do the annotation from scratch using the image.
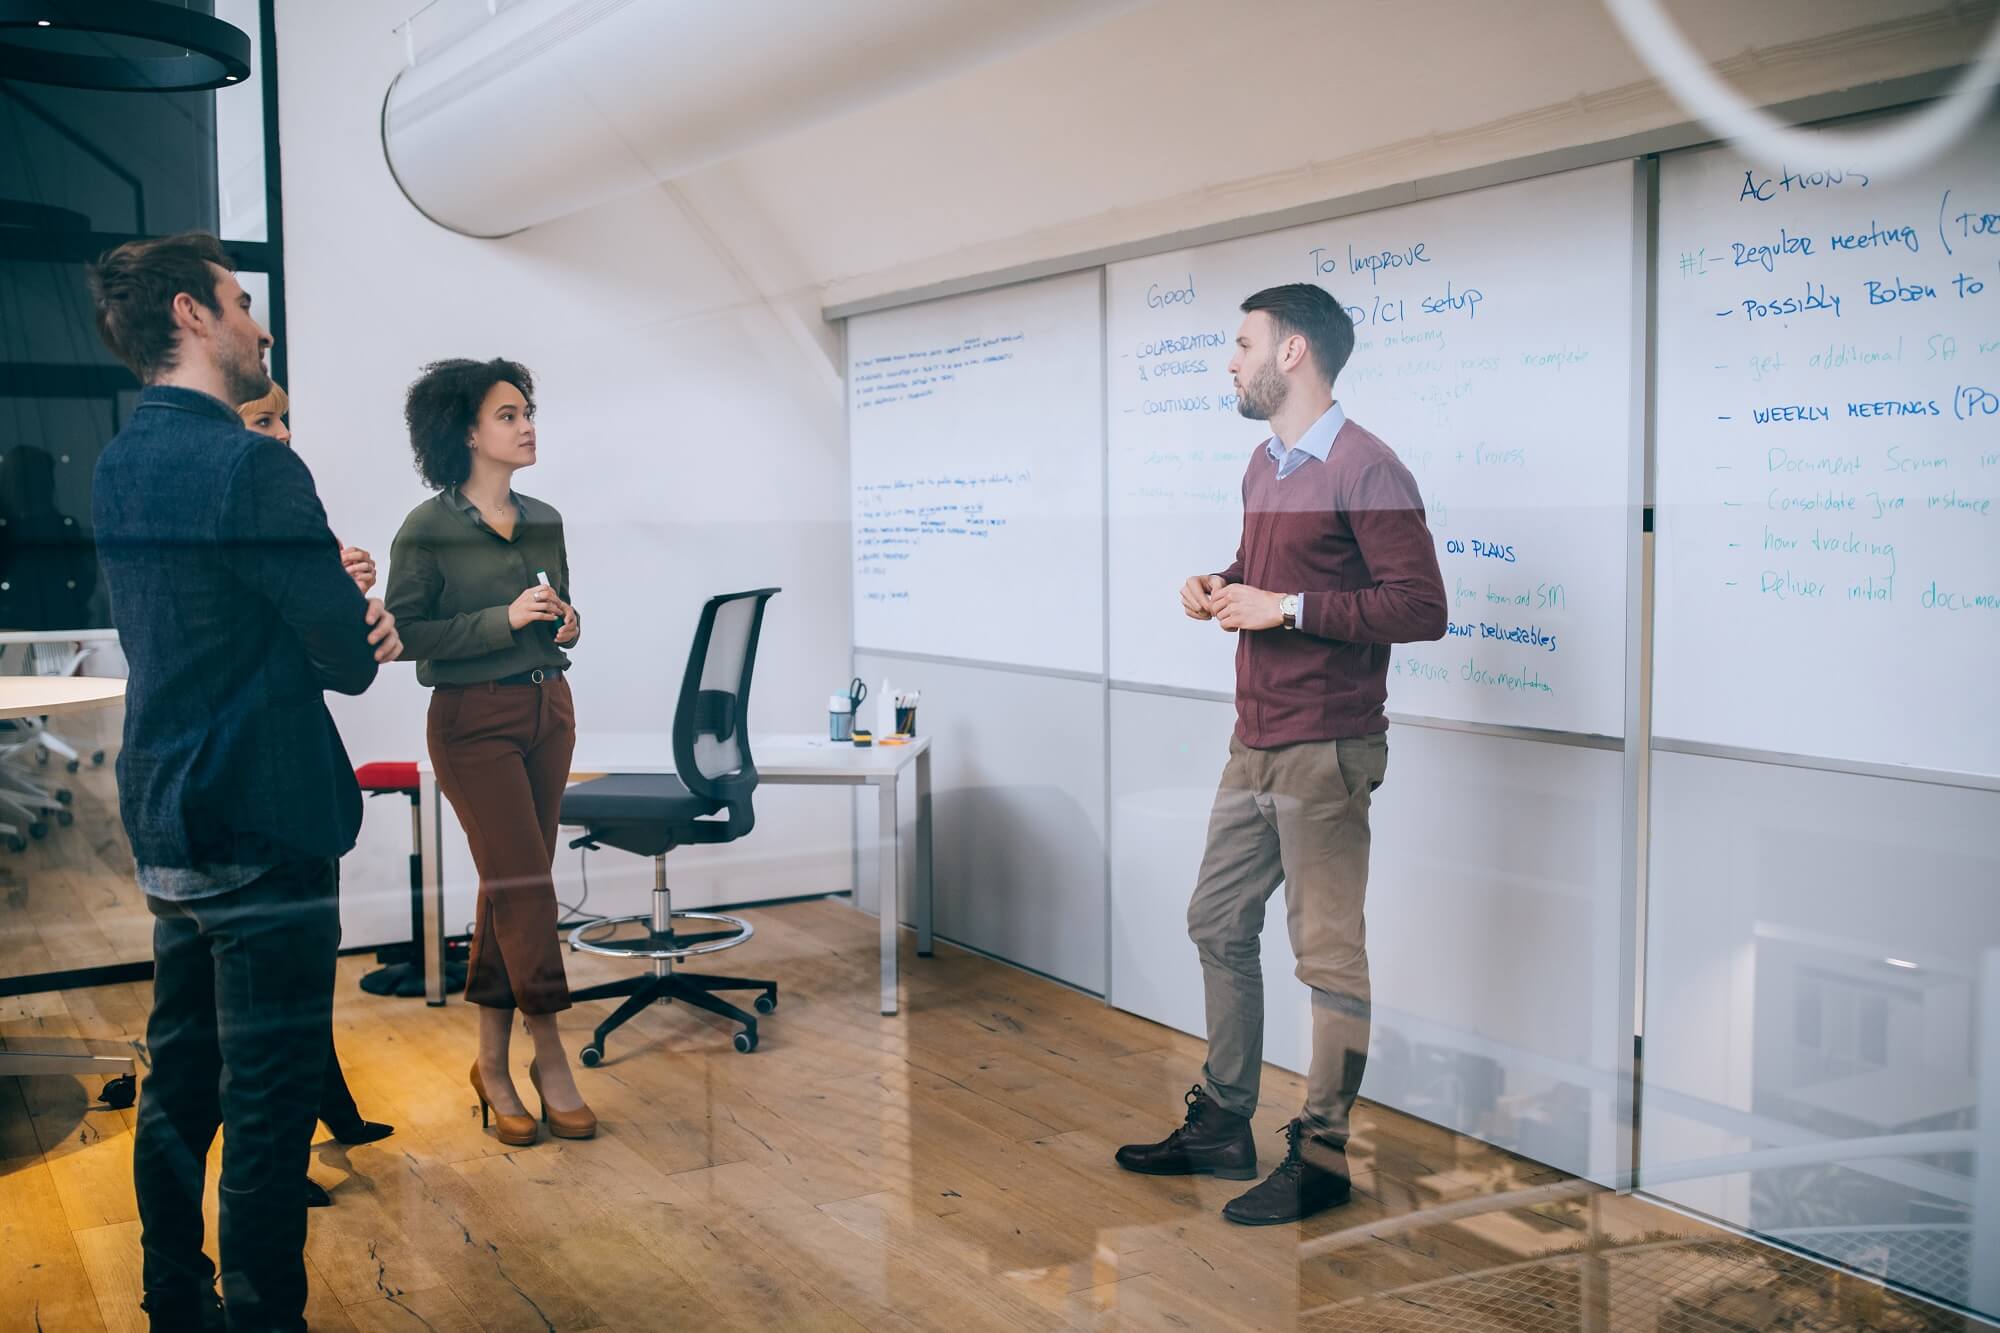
[534,570,558,634]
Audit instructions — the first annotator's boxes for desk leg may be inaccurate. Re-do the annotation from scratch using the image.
[878,773,899,1016]
[421,771,446,1006]
[915,747,934,958]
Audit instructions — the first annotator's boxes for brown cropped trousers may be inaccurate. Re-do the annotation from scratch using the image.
[427,674,576,1014]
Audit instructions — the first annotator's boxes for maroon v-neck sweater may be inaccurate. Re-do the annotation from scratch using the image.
[1217,417,1448,747]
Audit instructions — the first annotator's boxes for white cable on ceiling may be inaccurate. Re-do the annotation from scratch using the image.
[1603,0,2000,174]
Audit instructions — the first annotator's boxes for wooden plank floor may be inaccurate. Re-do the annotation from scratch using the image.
[0,897,1987,1332]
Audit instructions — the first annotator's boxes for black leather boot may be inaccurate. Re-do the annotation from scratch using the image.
[1114,1085,1257,1181]
[140,1282,225,1331]
[1221,1119,1353,1225]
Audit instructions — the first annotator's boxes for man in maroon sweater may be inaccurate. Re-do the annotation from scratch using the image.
[1116,283,1447,1225]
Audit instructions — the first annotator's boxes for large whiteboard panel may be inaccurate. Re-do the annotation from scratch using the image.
[849,271,1104,673]
[1655,111,2000,775]
[1109,690,1631,1184]
[1106,163,1638,736]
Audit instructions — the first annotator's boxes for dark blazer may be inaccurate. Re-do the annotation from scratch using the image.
[92,386,378,869]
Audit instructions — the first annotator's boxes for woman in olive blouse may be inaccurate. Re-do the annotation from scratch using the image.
[384,358,594,1145]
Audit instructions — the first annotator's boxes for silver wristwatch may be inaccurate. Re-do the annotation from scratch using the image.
[1280,593,1301,630]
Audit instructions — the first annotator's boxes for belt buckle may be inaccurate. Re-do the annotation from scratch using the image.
[529,668,546,685]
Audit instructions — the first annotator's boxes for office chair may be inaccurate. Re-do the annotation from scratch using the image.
[562,588,780,1061]
[19,642,109,772]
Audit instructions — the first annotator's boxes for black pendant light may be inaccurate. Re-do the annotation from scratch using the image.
[0,0,251,92]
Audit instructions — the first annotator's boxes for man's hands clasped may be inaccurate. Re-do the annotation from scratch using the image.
[1182,574,1285,632]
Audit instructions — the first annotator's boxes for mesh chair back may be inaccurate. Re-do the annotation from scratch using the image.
[674,589,778,835]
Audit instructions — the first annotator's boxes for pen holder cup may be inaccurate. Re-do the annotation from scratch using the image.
[894,705,917,736]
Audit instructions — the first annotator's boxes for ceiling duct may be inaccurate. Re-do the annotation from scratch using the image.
[383,0,1141,238]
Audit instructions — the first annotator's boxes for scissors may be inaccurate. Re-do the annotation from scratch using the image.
[847,677,868,710]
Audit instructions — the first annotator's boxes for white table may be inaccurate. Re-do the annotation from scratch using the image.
[0,628,120,646]
[0,676,126,714]
[0,676,135,1090]
[420,731,934,1014]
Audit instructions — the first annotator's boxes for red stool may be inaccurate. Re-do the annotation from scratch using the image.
[354,762,465,998]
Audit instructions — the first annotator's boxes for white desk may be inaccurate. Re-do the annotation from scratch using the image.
[0,676,126,717]
[420,731,934,1014]
[0,628,120,646]
[0,675,134,1091]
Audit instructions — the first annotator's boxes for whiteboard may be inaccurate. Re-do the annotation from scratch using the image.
[848,271,1104,673]
[1105,162,1639,736]
[1654,110,2000,775]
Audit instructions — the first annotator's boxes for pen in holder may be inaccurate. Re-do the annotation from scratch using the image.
[893,688,920,737]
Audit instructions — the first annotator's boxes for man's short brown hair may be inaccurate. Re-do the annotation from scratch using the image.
[87,232,235,383]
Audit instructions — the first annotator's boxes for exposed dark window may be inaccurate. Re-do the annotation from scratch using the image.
[0,0,283,632]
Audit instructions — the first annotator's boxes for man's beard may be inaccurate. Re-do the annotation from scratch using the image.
[1236,356,1286,421]
[221,336,272,408]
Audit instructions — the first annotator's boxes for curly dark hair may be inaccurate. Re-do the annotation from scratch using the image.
[403,357,535,490]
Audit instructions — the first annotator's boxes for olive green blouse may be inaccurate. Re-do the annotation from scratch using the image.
[384,487,577,688]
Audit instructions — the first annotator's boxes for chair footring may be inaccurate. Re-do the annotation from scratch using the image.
[568,910,754,961]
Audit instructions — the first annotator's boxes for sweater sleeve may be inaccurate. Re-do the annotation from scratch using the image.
[1215,540,1246,587]
[1300,458,1449,645]
[1215,456,1254,585]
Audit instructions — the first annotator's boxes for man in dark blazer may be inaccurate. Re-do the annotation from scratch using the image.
[88,232,400,1332]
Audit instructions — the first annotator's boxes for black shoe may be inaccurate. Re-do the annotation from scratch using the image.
[1114,1085,1257,1181]
[323,1117,395,1146]
[304,1176,332,1208]
[1221,1119,1353,1226]
[357,961,409,996]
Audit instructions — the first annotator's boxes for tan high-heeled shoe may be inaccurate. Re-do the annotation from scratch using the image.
[469,1062,538,1147]
[528,1059,598,1140]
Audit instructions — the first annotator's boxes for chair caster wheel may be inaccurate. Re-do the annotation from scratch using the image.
[6,836,25,853]
[54,789,72,805]
[100,1074,136,1109]
[733,1031,757,1054]
[66,760,80,774]
[29,822,47,840]
[754,993,777,1014]
[579,1045,604,1068]
[55,810,73,827]
[91,751,106,766]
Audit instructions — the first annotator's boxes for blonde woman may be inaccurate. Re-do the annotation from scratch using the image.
[237,381,394,1202]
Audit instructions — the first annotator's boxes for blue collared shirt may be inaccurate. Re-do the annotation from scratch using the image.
[1264,400,1347,480]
